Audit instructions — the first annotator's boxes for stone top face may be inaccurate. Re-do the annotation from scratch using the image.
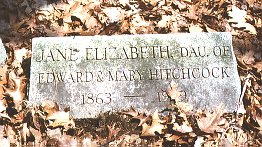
[29,33,241,118]
[0,39,6,64]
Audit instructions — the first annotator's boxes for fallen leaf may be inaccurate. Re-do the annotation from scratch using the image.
[122,107,138,117]
[131,14,150,28]
[196,104,225,133]
[107,123,121,141]
[59,134,78,146]
[41,100,59,116]
[0,65,7,85]
[3,76,27,105]
[204,24,217,32]
[47,111,75,129]
[189,24,203,33]
[173,1,187,10]
[165,134,188,144]
[242,50,255,65]
[182,5,198,20]
[173,122,193,133]
[103,7,125,23]
[84,16,100,30]
[194,136,205,147]
[228,6,257,34]
[120,20,130,33]
[254,105,262,130]
[82,137,97,146]
[29,126,44,146]
[144,0,160,6]
[157,15,171,28]
[119,0,129,6]
[135,114,150,127]
[141,110,165,137]
[0,112,11,122]
[246,0,254,7]
[21,123,31,144]
[177,102,193,113]
[254,61,262,72]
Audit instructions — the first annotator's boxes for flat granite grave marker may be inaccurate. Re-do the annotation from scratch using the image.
[29,33,241,118]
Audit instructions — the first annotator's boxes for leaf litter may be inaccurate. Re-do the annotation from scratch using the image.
[0,0,261,146]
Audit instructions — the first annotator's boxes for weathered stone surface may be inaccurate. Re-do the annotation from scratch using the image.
[0,39,6,64]
[29,33,241,118]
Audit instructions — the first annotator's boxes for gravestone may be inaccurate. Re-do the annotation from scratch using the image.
[29,33,241,118]
[0,39,6,64]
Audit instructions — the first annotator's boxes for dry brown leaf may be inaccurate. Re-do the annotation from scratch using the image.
[107,124,121,141]
[0,65,7,85]
[242,50,255,65]
[47,111,75,129]
[119,0,129,6]
[59,134,78,146]
[256,116,262,131]
[122,107,138,117]
[21,123,31,144]
[103,7,125,23]
[254,105,262,130]
[182,0,192,3]
[120,20,130,33]
[141,110,165,137]
[85,16,100,30]
[254,61,262,72]
[123,109,150,127]
[3,77,27,105]
[41,100,59,116]
[29,127,44,146]
[69,1,81,13]
[204,24,217,32]
[137,114,150,127]
[196,104,225,134]
[246,0,254,7]
[82,137,98,146]
[121,134,139,144]
[173,1,187,10]
[189,24,203,33]
[0,112,11,121]
[144,0,160,6]
[194,136,205,146]
[46,128,62,139]
[228,6,257,34]
[173,122,193,133]
[6,125,16,144]
[131,14,150,28]
[177,102,193,113]
[141,123,152,136]
[165,133,180,141]
[157,15,171,28]
[165,134,188,144]
[255,18,261,28]
[222,127,248,146]
[182,5,198,20]
[14,48,30,64]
